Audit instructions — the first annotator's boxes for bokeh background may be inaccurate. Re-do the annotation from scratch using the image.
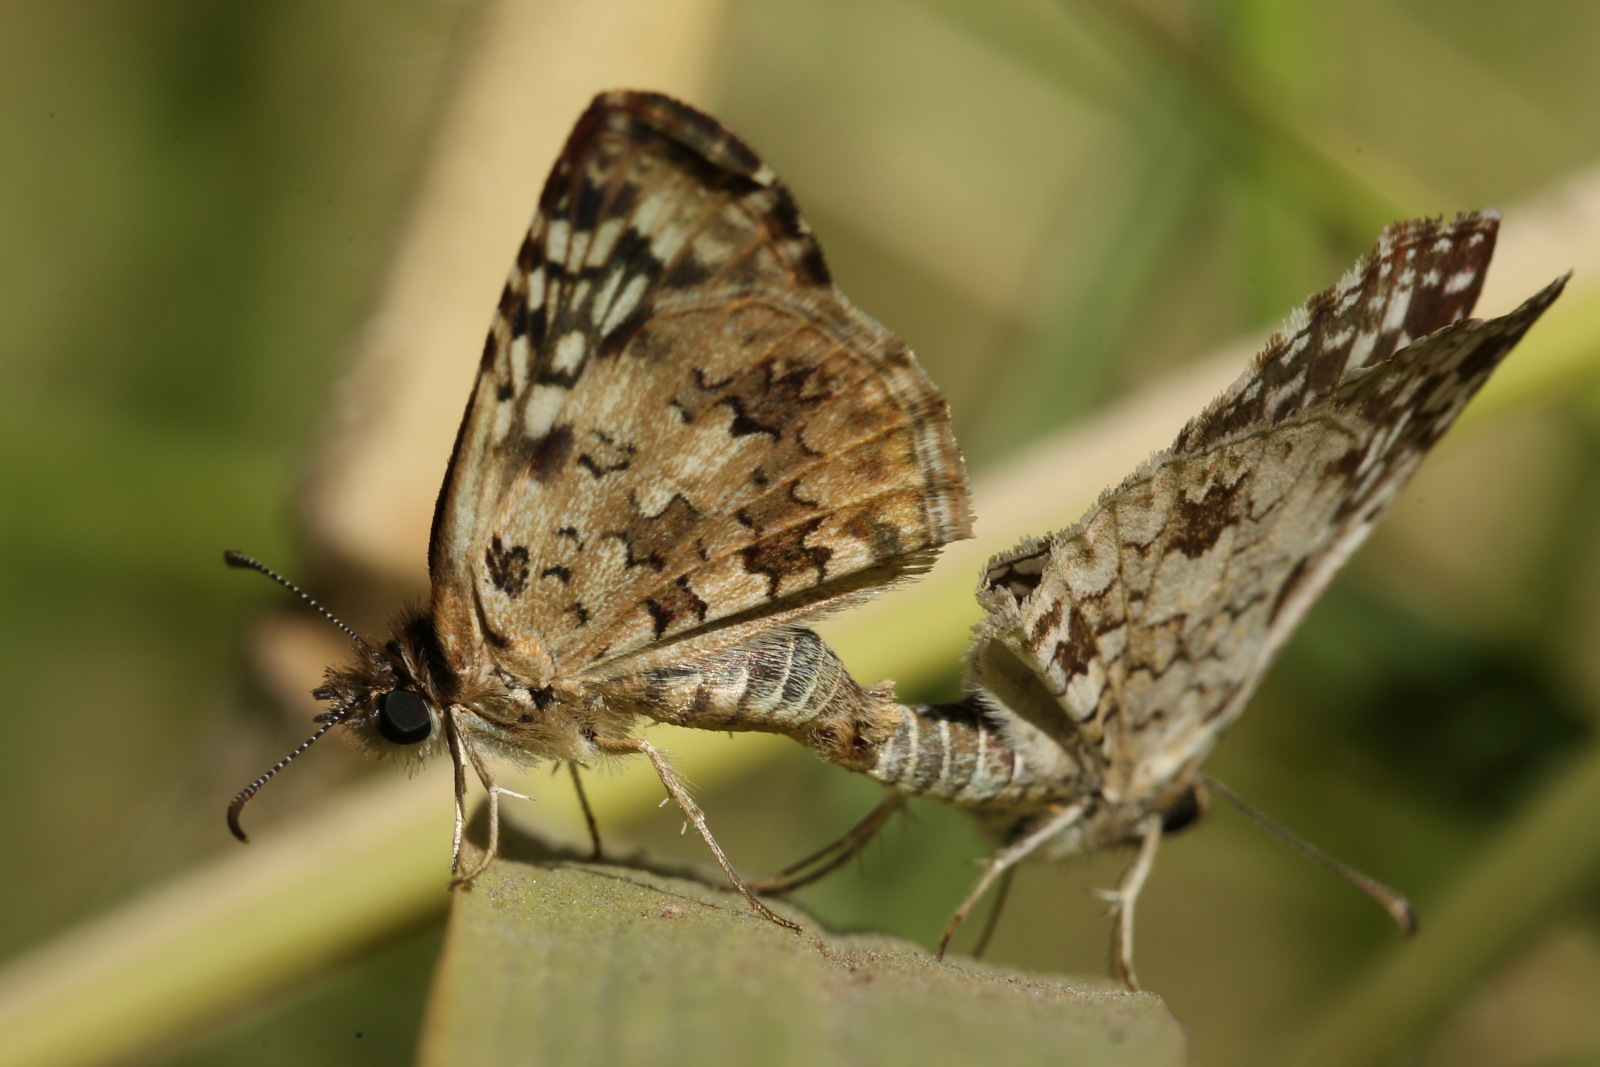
[4,1,1600,1064]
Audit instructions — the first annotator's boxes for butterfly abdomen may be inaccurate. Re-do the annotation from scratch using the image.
[623,627,898,766]
[865,694,1085,808]
[623,629,1095,807]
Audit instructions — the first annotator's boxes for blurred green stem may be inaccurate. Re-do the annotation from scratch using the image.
[1289,738,1600,1066]
[1063,0,1429,232]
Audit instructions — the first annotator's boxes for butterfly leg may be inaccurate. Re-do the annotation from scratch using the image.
[748,793,906,895]
[938,801,1089,959]
[447,714,534,887]
[565,762,604,860]
[448,715,471,878]
[592,735,800,932]
[968,866,1017,960]
[1098,815,1162,992]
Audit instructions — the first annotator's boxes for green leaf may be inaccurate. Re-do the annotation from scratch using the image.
[420,827,1186,1066]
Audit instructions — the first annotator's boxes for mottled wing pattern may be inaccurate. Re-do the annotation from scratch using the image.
[971,213,1565,794]
[429,91,971,685]
[1176,213,1500,452]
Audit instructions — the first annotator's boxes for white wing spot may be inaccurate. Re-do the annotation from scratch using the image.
[488,395,513,443]
[587,218,625,267]
[648,213,692,264]
[526,266,546,314]
[592,270,625,327]
[1381,287,1413,333]
[570,280,592,315]
[524,384,567,439]
[1348,329,1378,368]
[602,274,650,336]
[552,332,587,376]
[632,194,667,243]
[1264,370,1308,414]
[545,220,571,266]
[1064,662,1107,723]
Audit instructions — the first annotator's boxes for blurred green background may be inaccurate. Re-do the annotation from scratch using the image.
[4,1,1600,1064]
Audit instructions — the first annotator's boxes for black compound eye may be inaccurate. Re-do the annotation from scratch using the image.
[1159,783,1205,836]
[377,689,432,745]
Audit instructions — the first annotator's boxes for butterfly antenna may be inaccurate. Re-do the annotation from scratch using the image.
[223,549,365,646]
[224,550,365,842]
[227,719,340,842]
[1204,776,1418,936]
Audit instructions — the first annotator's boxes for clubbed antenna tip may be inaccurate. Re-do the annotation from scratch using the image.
[1205,776,1418,939]
[226,720,339,843]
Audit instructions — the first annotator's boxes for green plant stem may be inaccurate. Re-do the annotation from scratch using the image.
[1288,739,1600,1066]
[0,771,453,1067]
[0,733,789,1067]
[1063,0,1427,232]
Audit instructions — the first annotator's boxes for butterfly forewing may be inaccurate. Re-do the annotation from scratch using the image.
[429,91,971,686]
[1175,213,1499,453]
[971,213,1566,793]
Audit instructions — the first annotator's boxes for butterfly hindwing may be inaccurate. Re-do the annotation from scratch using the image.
[429,91,971,685]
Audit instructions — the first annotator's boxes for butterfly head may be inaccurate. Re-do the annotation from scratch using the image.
[988,773,1209,862]
[223,551,455,841]
[311,619,452,759]
[225,614,457,842]
[1154,779,1206,835]
[1098,775,1209,846]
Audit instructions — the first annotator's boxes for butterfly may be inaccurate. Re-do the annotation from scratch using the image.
[934,213,1566,984]
[226,90,972,925]
[615,211,1567,984]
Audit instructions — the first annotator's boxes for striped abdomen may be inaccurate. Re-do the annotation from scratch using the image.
[621,627,1082,808]
[620,627,895,770]
[865,694,1080,809]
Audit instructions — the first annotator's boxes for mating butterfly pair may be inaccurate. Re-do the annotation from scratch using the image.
[229,91,1566,987]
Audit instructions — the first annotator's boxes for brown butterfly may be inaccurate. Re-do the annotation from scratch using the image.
[227,90,972,924]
